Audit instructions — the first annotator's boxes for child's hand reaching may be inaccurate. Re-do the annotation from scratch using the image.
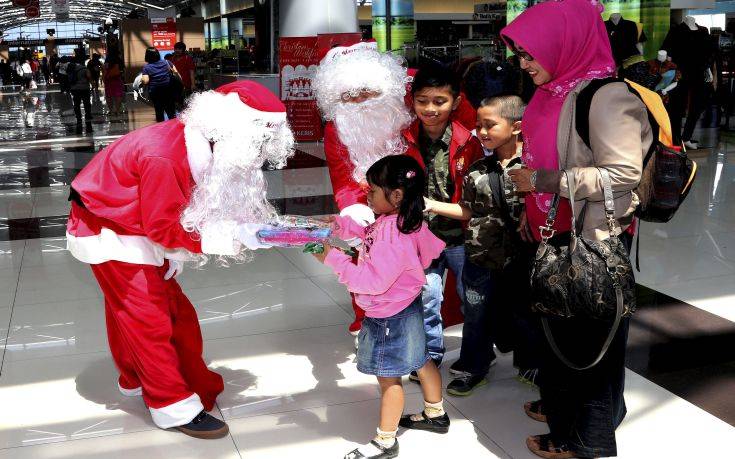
[311,242,331,263]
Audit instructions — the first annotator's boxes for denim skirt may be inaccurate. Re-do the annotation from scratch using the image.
[356,295,429,377]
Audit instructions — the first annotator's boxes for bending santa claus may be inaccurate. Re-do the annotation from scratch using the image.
[66,81,293,438]
[312,41,414,336]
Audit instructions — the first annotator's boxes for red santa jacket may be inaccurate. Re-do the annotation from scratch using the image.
[67,120,202,265]
[402,119,484,204]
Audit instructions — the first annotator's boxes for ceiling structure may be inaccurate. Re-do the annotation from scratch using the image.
[0,1,196,31]
[0,0,373,33]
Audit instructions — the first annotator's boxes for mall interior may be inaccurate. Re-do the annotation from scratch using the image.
[0,0,734,458]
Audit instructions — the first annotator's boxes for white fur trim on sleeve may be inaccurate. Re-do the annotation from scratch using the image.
[339,204,375,227]
[149,393,204,429]
[200,220,239,255]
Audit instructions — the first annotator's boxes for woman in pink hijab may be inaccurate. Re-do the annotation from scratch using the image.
[501,0,652,458]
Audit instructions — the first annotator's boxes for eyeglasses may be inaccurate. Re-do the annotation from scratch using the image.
[510,46,534,62]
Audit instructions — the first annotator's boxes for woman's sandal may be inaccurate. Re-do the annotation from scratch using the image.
[526,434,575,459]
[524,399,547,423]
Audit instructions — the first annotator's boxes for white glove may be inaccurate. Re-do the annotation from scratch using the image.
[705,68,714,84]
[236,223,275,250]
[340,204,375,227]
[340,204,375,247]
[164,259,184,280]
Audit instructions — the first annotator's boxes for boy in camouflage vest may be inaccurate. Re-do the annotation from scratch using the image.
[425,95,531,396]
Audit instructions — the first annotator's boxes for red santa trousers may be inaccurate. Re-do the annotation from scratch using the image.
[90,260,224,428]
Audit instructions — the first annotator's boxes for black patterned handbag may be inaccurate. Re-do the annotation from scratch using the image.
[530,168,636,370]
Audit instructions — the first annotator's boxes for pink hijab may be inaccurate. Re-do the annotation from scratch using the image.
[502,0,615,236]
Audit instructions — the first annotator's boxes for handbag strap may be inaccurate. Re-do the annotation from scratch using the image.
[542,168,618,241]
[540,171,577,242]
[597,167,619,236]
[541,285,624,371]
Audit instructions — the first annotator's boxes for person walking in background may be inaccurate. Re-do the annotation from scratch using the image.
[50,52,59,84]
[68,53,93,131]
[171,42,196,99]
[103,50,125,118]
[141,47,180,122]
[41,56,51,85]
[87,53,103,93]
[21,59,34,92]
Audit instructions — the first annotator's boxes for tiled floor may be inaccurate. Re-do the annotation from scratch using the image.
[0,86,734,458]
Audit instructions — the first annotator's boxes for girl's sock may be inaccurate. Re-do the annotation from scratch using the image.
[348,428,397,457]
[410,399,445,421]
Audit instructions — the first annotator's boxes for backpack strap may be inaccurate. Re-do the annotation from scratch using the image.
[575,77,619,150]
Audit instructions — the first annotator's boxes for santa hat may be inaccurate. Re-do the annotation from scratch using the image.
[214,80,287,125]
[181,80,294,183]
[319,40,378,65]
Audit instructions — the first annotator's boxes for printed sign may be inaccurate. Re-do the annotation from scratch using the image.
[279,36,322,141]
[151,17,177,51]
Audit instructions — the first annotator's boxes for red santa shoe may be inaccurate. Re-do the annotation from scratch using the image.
[175,410,229,439]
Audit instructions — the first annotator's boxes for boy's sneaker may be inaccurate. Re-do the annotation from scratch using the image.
[408,358,441,383]
[447,374,488,397]
[399,411,450,434]
[174,410,229,439]
[344,439,399,459]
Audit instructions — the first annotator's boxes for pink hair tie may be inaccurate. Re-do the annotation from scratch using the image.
[406,170,416,179]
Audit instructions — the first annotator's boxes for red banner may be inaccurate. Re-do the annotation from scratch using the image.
[279,36,321,142]
[151,18,177,51]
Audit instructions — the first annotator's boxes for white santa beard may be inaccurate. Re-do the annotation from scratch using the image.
[181,143,280,265]
[333,96,413,182]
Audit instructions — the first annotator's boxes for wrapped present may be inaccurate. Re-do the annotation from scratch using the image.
[257,227,331,247]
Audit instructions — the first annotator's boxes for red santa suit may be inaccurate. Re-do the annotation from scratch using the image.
[67,81,290,429]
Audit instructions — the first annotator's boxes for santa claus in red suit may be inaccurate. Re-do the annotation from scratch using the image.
[66,81,294,438]
[312,41,417,336]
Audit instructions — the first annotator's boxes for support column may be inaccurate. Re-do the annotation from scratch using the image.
[279,0,357,37]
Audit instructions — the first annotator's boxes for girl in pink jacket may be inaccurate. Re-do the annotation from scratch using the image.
[313,155,448,459]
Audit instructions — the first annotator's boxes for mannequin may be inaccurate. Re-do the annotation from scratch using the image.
[684,15,698,31]
[625,47,678,93]
[662,17,716,147]
[605,13,646,66]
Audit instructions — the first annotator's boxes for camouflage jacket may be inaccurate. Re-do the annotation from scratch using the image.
[461,154,525,270]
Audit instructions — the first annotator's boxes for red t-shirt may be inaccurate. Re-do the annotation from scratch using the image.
[171,54,195,89]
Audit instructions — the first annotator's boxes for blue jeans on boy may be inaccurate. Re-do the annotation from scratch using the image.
[421,244,465,363]
[458,259,497,376]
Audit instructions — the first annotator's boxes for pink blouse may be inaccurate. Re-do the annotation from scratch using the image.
[324,214,445,318]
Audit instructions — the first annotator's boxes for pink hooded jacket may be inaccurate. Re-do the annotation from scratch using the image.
[324,214,445,318]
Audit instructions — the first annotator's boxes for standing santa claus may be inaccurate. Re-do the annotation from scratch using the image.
[312,41,415,336]
[66,81,294,438]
